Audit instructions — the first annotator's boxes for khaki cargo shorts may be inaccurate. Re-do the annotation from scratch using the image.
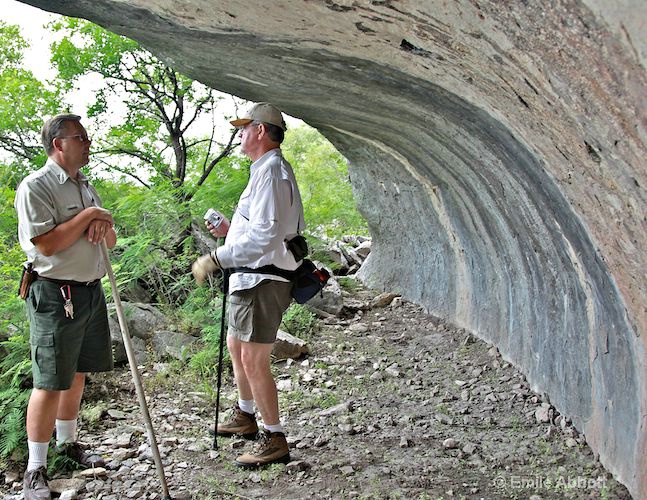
[27,279,113,391]
[227,279,293,344]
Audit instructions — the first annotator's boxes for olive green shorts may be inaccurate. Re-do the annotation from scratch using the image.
[27,279,113,391]
[227,279,293,344]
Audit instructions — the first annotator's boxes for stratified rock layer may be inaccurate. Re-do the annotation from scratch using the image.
[20,1,647,496]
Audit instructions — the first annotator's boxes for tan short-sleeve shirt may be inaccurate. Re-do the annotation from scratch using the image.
[14,159,106,281]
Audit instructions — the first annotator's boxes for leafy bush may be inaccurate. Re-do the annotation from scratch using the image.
[338,276,361,292]
[189,322,231,380]
[281,304,318,341]
[188,155,250,222]
[0,182,31,465]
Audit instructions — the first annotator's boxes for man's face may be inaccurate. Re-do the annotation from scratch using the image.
[238,122,260,157]
[57,121,91,168]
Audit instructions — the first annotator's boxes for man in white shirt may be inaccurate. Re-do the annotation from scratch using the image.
[192,102,304,468]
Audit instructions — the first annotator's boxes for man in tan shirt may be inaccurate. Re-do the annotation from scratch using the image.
[15,114,116,500]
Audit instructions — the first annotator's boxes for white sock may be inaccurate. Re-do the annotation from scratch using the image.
[27,441,49,471]
[55,419,77,446]
[238,399,254,415]
[264,422,284,434]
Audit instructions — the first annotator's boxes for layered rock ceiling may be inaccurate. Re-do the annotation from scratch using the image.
[21,0,647,496]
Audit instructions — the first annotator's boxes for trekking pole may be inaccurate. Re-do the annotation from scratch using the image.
[100,242,172,500]
[212,268,229,450]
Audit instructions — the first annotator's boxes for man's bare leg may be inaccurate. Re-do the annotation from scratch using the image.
[234,341,290,468]
[53,372,86,446]
[27,373,86,443]
[227,336,253,401]
[26,388,60,476]
[57,373,85,421]
[26,390,60,443]
[239,342,279,425]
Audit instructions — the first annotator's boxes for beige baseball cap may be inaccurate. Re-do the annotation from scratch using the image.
[230,102,287,131]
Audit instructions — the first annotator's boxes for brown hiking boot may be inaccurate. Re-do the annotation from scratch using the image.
[215,404,258,439]
[55,442,105,468]
[23,466,51,500]
[234,430,290,469]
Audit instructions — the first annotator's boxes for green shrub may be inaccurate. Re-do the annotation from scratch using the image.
[338,276,361,292]
[281,304,318,341]
[189,321,231,380]
[0,184,32,465]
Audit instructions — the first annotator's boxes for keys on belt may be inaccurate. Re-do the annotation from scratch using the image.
[60,284,74,319]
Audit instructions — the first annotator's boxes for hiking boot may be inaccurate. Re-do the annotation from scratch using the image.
[214,404,258,439]
[234,430,290,469]
[55,442,105,468]
[23,466,51,500]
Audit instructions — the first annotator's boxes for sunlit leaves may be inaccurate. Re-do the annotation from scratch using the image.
[0,23,60,170]
[283,126,367,238]
[50,18,223,188]
[0,22,27,69]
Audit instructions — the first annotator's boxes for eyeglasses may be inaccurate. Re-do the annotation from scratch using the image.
[58,134,92,144]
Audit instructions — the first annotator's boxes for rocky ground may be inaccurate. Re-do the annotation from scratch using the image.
[1,280,633,499]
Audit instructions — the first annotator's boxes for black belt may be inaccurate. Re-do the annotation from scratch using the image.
[36,276,101,287]
[233,265,296,281]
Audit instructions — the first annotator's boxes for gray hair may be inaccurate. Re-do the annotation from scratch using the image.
[252,121,284,144]
[41,113,82,155]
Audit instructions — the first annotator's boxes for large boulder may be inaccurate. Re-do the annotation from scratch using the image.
[109,316,148,365]
[107,302,166,340]
[306,277,343,317]
[272,329,309,360]
[191,221,218,255]
[150,330,198,361]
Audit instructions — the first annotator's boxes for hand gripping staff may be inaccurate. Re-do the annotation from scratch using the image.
[100,242,172,500]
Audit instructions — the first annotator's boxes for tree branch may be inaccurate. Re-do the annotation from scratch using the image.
[180,94,213,135]
[0,135,40,161]
[93,157,151,188]
[191,128,239,193]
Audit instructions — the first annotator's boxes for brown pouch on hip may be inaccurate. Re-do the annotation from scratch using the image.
[18,262,35,300]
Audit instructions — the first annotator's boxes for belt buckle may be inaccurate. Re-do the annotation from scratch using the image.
[86,280,94,286]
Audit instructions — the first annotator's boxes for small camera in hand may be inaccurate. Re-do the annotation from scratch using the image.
[204,208,224,229]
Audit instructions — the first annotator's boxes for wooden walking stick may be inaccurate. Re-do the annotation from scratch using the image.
[100,242,172,500]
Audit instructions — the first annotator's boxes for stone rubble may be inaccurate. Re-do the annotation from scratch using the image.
[1,279,631,499]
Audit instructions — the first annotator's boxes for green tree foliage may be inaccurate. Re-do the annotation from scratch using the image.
[282,126,367,238]
[0,22,60,176]
[50,18,236,195]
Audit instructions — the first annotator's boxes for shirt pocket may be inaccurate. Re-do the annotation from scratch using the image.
[236,194,251,221]
[64,203,81,216]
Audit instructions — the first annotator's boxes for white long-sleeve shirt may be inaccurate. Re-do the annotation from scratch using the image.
[216,148,304,292]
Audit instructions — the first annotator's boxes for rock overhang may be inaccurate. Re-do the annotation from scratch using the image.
[18,0,647,496]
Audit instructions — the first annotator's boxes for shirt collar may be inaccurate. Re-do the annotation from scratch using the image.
[45,159,88,185]
[251,148,281,172]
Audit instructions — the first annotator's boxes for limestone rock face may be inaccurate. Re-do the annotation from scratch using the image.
[20,0,647,495]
